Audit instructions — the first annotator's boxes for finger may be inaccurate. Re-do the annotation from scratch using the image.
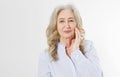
[76,28,81,39]
[71,39,75,45]
[76,28,81,43]
[76,28,80,40]
[75,28,79,41]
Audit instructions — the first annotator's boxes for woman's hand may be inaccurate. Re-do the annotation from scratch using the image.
[66,28,82,56]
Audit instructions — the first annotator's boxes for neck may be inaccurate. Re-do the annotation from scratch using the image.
[60,37,72,48]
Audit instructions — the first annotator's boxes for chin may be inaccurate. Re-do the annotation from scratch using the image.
[63,35,74,39]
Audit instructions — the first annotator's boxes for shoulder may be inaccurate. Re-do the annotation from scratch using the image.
[39,49,52,62]
[83,40,94,52]
[83,40,93,47]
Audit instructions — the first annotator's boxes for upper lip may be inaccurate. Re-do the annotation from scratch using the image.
[64,30,71,32]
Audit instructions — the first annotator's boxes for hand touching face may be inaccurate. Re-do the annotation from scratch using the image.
[66,28,82,56]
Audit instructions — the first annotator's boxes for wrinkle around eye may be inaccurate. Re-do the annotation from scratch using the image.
[70,20,74,22]
[59,20,65,23]
[68,20,75,22]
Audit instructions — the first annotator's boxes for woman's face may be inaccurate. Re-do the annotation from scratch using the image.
[57,9,77,39]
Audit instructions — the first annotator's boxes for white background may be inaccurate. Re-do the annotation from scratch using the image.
[0,0,120,77]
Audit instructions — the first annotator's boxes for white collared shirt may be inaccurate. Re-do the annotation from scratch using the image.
[38,40,103,77]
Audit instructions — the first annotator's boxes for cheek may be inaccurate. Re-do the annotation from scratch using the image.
[57,25,63,35]
[71,24,76,35]
[71,24,76,31]
[71,22,77,28]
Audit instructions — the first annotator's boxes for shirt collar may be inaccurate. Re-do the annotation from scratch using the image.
[57,42,67,58]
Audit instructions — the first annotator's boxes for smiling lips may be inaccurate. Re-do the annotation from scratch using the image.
[63,30,71,33]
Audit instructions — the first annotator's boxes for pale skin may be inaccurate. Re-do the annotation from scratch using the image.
[57,9,82,57]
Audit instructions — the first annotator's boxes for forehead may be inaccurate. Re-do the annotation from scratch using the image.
[57,9,75,19]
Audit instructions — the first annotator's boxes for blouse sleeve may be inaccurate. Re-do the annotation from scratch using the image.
[38,50,51,77]
[70,40,103,77]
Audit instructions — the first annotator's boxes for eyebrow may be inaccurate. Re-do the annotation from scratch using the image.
[58,17,75,20]
[68,17,75,19]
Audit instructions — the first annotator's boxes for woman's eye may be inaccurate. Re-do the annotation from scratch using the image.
[69,20,74,22]
[59,20,64,23]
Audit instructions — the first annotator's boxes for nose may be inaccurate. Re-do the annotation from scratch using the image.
[65,21,70,28]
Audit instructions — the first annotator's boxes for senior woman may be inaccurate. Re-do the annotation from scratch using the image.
[38,4,103,77]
